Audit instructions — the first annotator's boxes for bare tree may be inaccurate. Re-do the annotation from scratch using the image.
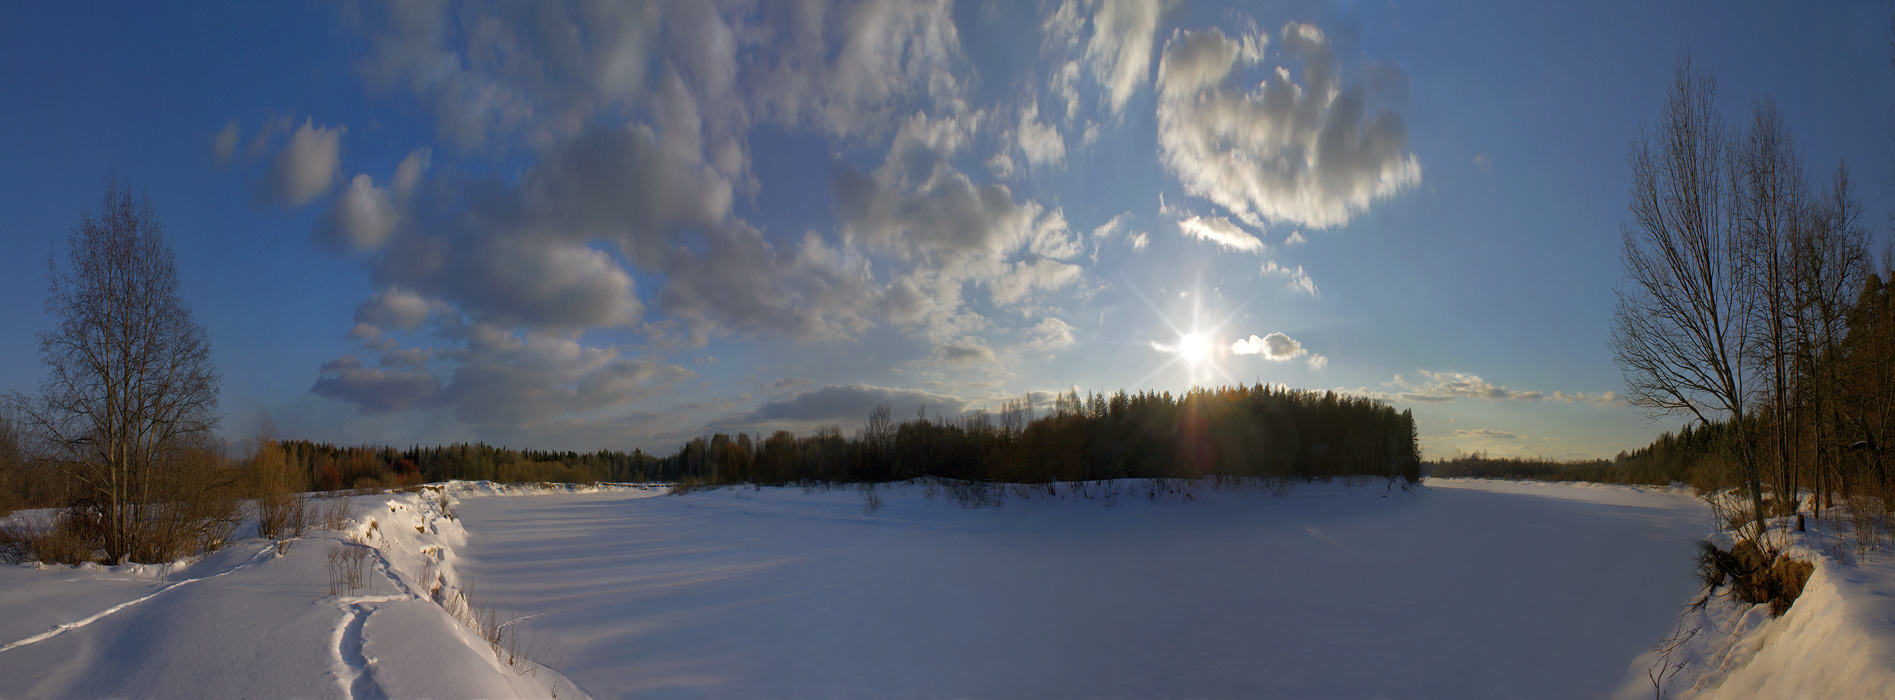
[1732,97,1805,509]
[1790,165,1869,514]
[1611,60,1770,544]
[5,179,223,563]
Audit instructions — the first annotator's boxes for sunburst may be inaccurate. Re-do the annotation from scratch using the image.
[1127,279,1265,390]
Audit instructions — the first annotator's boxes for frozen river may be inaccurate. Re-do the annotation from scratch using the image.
[454,479,1709,699]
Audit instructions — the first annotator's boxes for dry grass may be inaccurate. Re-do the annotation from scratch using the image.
[324,535,372,596]
[436,579,549,676]
[1696,538,1815,616]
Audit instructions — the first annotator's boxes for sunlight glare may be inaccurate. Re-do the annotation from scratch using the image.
[1179,333,1211,366]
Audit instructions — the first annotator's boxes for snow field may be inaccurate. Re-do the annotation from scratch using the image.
[0,482,657,698]
[453,478,1712,699]
[2,478,1891,698]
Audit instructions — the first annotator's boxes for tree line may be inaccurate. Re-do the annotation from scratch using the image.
[664,384,1419,489]
[1427,421,1743,488]
[3,383,1418,509]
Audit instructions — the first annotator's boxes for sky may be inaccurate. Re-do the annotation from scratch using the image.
[1,1,1889,460]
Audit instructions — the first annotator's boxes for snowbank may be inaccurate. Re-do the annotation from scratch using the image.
[1618,510,1895,700]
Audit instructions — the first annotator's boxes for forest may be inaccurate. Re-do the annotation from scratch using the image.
[0,383,1419,520]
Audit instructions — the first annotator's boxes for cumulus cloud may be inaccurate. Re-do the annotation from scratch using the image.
[1129,231,1149,250]
[1306,353,1328,370]
[1177,215,1265,252]
[837,158,1069,337]
[323,175,398,252]
[940,337,998,365]
[1155,24,1419,230]
[1024,316,1076,352]
[748,383,971,424]
[411,330,693,436]
[264,119,344,207]
[212,121,240,164]
[1231,332,1305,361]
[319,147,431,254]
[311,356,441,413]
[352,289,443,337]
[1262,260,1317,296]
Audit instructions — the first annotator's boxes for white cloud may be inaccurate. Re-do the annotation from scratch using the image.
[1043,0,1167,115]
[1456,429,1518,440]
[1155,24,1419,230]
[320,147,432,254]
[1262,260,1317,296]
[1016,101,1066,167]
[986,151,1017,179]
[265,119,344,207]
[324,174,398,253]
[1082,0,1165,113]
[1306,353,1328,370]
[1551,390,1624,408]
[353,289,441,335]
[991,258,1083,305]
[1129,231,1149,250]
[1029,209,1082,259]
[1025,316,1077,352]
[1390,370,1544,403]
[1177,215,1264,252]
[1285,230,1307,246]
[1231,331,1305,361]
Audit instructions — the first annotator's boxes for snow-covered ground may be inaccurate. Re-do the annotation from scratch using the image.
[1,478,1889,698]
[453,478,1709,699]
[0,483,649,698]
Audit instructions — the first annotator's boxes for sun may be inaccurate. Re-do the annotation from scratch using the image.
[1178,332,1212,366]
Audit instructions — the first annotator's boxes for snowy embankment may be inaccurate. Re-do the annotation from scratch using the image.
[0,481,659,698]
[1621,510,1895,699]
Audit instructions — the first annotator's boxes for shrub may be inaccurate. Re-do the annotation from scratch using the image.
[1696,538,1814,616]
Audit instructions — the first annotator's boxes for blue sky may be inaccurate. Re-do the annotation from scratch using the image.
[1,1,1889,460]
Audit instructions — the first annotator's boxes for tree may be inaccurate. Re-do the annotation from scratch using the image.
[6,180,224,563]
[1610,60,1771,544]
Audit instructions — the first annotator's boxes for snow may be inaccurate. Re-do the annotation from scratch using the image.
[452,478,1711,699]
[1617,506,1895,699]
[0,478,1889,698]
[0,486,614,698]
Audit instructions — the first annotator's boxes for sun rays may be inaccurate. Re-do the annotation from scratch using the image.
[1126,278,1266,390]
